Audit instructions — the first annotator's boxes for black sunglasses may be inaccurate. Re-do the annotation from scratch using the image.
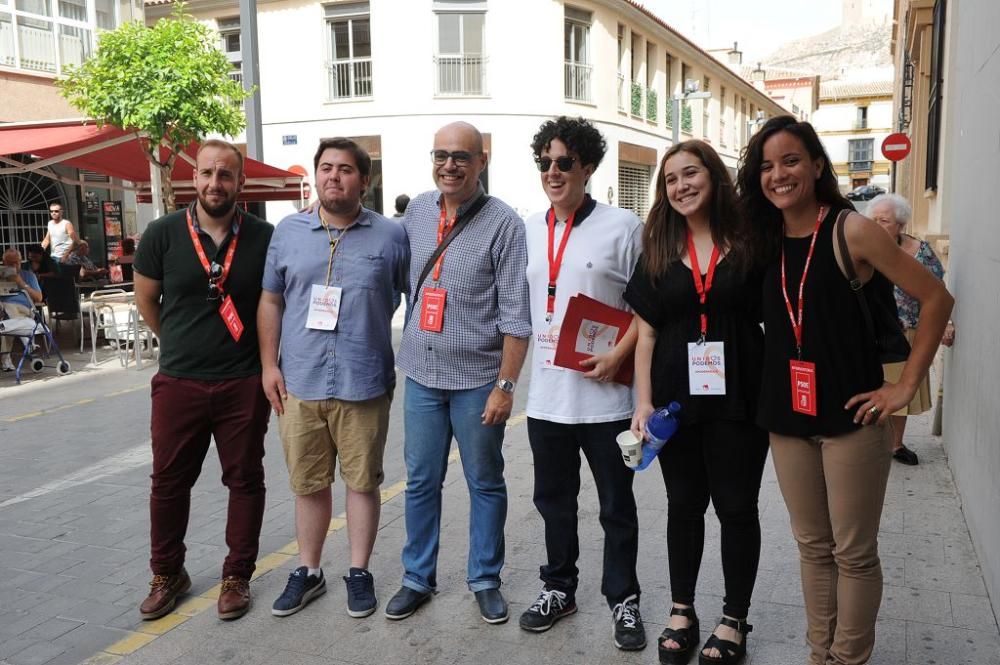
[207,262,223,301]
[430,150,476,167]
[535,156,577,173]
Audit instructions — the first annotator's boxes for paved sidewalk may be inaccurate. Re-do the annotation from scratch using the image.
[5,411,980,665]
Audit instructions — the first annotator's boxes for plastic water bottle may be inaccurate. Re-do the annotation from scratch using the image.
[636,401,682,471]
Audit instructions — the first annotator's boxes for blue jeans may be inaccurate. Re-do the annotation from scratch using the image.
[401,377,507,593]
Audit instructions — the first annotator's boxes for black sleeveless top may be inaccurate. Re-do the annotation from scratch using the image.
[757,207,886,437]
[625,255,764,427]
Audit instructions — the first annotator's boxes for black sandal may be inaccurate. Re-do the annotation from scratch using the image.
[658,605,700,665]
[698,616,752,665]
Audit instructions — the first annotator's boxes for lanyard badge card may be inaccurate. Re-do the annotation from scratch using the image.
[781,207,826,416]
[685,233,726,395]
[187,207,243,342]
[419,208,456,333]
[307,218,345,331]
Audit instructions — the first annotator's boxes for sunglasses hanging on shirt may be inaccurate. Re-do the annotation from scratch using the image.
[206,261,224,301]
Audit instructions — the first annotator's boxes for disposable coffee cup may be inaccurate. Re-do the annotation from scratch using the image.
[616,430,642,468]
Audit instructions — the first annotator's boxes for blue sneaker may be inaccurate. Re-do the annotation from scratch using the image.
[343,568,377,618]
[272,566,326,617]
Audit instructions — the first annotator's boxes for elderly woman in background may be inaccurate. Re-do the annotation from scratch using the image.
[869,193,954,466]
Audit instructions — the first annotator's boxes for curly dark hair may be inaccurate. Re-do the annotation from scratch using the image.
[530,116,607,169]
[642,140,753,282]
[737,115,853,261]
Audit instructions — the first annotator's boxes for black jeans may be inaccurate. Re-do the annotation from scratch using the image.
[527,417,640,608]
[659,419,769,619]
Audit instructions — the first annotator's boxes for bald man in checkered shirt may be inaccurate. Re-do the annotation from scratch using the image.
[384,122,531,625]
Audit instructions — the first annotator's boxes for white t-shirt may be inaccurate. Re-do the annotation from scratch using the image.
[47,219,73,261]
[524,200,643,424]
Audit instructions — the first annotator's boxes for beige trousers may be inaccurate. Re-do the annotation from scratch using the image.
[770,424,893,665]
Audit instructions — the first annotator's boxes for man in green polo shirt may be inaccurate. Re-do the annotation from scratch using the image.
[134,139,273,621]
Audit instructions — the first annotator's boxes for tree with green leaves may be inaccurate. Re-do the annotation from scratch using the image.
[58,3,251,212]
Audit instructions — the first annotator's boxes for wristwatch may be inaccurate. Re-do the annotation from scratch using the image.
[495,378,516,394]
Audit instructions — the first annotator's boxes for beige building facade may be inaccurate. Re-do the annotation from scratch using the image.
[145,0,784,223]
[891,0,1000,626]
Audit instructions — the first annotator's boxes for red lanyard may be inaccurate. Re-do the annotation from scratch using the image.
[686,231,721,342]
[186,207,240,293]
[546,207,576,322]
[780,206,827,358]
[431,206,456,282]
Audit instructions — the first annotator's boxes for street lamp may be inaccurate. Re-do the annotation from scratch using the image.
[746,110,766,138]
[671,79,712,146]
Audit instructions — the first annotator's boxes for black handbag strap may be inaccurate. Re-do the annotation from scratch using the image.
[412,194,490,299]
[834,209,878,346]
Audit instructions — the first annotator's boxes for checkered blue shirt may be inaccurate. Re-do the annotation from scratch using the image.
[397,186,531,390]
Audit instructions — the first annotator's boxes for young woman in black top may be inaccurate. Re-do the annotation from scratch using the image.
[625,141,768,665]
[738,116,953,665]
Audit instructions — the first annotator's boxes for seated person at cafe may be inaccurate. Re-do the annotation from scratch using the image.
[65,240,109,281]
[1,248,43,372]
[24,244,59,280]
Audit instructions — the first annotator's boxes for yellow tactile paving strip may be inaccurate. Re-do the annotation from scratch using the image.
[79,412,528,664]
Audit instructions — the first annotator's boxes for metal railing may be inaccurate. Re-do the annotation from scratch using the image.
[327,57,373,100]
[617,73,626,111]
[848,160,873,173]
[853,119,869,130]
[0,210,48,258]
[564,61,592,103]
[434,54,487,96]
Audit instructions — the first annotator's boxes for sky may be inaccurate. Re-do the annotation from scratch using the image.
[640,0,844,63]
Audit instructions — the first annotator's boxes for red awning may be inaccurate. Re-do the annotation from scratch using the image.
[0,120,304,203]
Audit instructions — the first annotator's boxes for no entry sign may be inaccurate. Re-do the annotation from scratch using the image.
[882,133,912,162]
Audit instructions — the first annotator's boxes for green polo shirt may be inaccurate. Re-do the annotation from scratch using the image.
[134,208,273,380]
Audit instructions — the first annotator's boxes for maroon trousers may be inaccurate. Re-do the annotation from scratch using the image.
[149,373,270,580]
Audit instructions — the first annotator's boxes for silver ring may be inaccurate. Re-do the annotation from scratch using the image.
[868,406,880,417]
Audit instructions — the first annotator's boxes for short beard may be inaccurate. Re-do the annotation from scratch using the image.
[198,194,237,218]
[319,196,361,218]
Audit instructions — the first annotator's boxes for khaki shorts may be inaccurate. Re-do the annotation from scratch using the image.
[278,391,391,495]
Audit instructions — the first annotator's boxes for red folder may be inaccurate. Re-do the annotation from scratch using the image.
[553,293,635,385]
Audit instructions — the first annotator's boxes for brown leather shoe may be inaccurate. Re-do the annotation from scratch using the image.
[140,568,192,620]
[218,576,252,620]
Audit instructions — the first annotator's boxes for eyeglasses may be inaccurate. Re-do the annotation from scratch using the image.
[207,262,223,301]
[430,150,477,167]
[49,209,62,215]
[534,156,577,173]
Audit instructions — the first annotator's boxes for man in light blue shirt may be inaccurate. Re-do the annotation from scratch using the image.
[258,138,408,619]
[1,248,43,372]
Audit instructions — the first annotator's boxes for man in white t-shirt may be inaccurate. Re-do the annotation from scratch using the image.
[41,202,78,263]
[518,116,645,651]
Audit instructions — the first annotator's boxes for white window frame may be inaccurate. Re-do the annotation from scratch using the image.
[323,2,373,101]
[564,6,591,103]
[432,0,487,97]
[1,0,113,75]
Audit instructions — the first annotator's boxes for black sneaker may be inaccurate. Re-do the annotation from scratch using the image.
[272,566,326,617]
[612,594,646,650]
[343,568,377,618]
[519,588,577,632]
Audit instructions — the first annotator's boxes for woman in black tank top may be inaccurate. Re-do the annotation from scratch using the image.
[737,116,953,664]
